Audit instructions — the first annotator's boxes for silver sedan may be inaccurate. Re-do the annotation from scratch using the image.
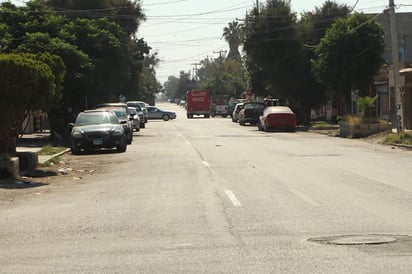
[146,106,176,121]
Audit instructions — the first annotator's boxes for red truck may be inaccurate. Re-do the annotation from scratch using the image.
[186,90,211,118]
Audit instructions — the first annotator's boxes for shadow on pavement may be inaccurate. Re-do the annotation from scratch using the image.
[0,179,49,189]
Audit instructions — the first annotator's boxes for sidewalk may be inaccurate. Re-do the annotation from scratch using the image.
[16,131,70,165]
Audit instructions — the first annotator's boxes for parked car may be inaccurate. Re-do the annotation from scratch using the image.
[127,101,148,123]
[127,103,145,128]
[96,107,133,144]
[238,102,265,126]
[95,102,129,113]
[146,106,176,121]
[257,106,297,132]
[231,102,245,123]
[228,98,246,118]
[69,110,128,154]
[127,106,141,132]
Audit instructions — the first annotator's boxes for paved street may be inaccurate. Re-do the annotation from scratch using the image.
[1,103,412,273]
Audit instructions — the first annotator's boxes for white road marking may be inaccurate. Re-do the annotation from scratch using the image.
[202,161,210,167]
[289,189,320,207]
[224,190,242,207]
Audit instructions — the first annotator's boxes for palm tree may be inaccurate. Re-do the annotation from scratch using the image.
[222,21,243,60]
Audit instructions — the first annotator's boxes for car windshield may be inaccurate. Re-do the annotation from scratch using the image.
[75,113,117,126]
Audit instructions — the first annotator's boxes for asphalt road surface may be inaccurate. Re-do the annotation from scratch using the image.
[1,103,412,273]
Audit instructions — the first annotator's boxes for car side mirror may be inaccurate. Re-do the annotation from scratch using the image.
[67,123,75,128]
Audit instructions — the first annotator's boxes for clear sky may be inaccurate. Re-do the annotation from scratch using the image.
[4,0,412,84]
[138,0,412,85]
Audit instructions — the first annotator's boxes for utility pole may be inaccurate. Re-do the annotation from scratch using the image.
[213,50,227,61]
[389,0,404,132]
[190,63,200,88]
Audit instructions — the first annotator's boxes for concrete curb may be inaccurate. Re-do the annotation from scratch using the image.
[38,148,71,164]
[388,143,412,150]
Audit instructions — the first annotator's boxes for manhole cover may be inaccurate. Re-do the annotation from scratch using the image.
[308,234,398,245]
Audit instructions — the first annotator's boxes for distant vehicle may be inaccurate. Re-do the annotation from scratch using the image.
[238,102,265,126]
[231,102,245,123]
[69,110,128,154]
[210,95,229,117]
[95,107,133,144]
[227,98,246,118]
[127,106,141,132]
[186,90,211,118]
[146,106,176,121]
[257,106,297,132]
[127,101,148,123]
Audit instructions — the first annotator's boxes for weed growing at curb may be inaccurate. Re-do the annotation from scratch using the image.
[384,132,412,146]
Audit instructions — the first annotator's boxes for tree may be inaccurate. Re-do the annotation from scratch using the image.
[311,13,385,113]
[243,0,320,123]
[222,21,243,60]
[0,53,62,154]
[175,71,192,100]
[164,76,179,100]
[311,1,351,44]
[291,1,351,122]
[243,0,305,99]
[45,0,145,35]
[0,0,152,139]
[197,57,247,98]
[136,53,162,105]
[0,23,11,51]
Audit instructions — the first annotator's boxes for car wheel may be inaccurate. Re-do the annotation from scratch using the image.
[141,122,145,128]
[117,139,127,153]
[71,145,81,155]
[127,133,132,144]
[163,115,170,121]
[205,114,210,118]
[258,121,263,131]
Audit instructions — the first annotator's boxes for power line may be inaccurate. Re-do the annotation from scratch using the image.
[143,0,189,7]
[145,5,252,18]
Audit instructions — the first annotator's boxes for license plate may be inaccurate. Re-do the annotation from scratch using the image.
[93,139,103,145]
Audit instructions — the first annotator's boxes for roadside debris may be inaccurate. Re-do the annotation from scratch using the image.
[57,167,72,174]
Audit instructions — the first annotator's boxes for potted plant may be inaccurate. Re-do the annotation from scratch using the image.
[339,95,391,137]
